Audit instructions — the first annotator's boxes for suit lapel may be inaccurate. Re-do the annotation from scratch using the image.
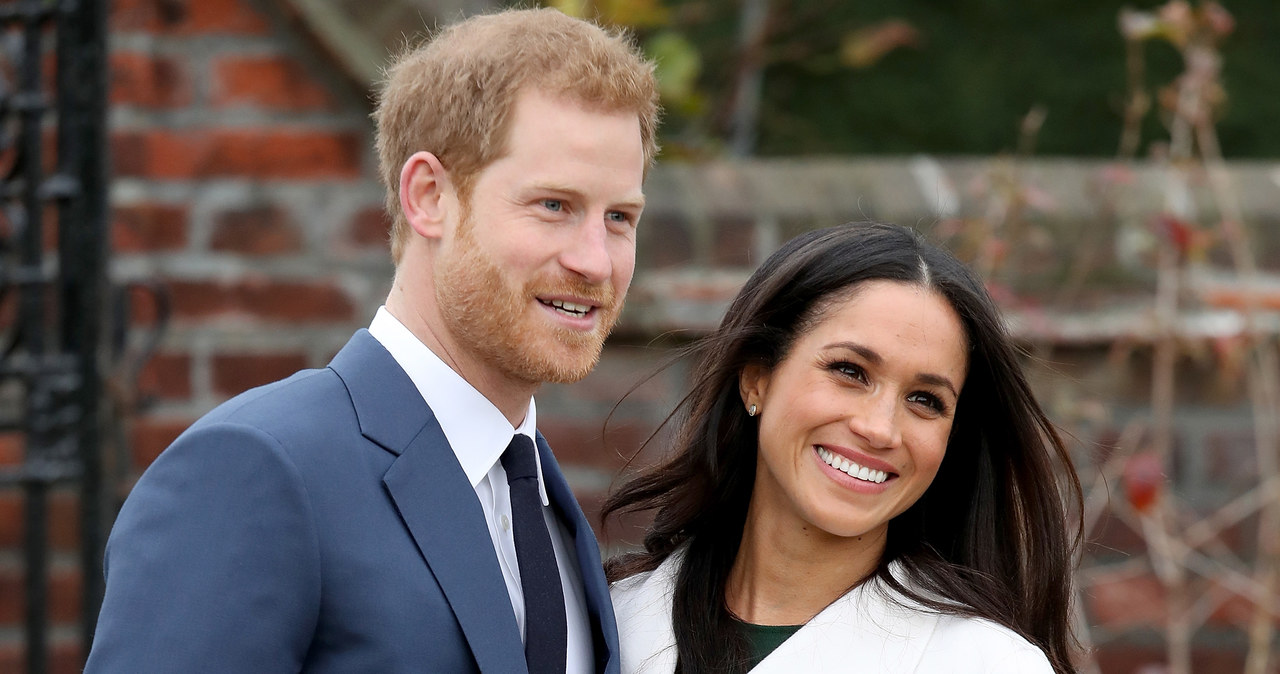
[536,434,621,674]
[331,331,527,673]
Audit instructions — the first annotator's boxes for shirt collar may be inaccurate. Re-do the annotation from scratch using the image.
[368,306,549,505]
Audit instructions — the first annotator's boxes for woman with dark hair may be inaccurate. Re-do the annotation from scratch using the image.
[605,222,1082,673]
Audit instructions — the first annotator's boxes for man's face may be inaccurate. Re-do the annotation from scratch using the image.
[434,89,646,387]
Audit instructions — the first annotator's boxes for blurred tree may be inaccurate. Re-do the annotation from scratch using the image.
[537,0,1280,158]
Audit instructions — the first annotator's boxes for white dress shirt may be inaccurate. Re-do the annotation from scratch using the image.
[369,307,593,672]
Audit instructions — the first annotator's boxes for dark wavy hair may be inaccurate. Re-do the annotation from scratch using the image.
[603,222,1082,674]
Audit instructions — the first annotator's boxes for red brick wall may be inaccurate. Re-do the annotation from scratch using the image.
[2,0,386,670]
[1,0,1277,672]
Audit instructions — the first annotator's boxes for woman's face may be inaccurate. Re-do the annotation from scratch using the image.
[740,280,969,545]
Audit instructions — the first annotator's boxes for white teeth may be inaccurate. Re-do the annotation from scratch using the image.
[816,446,889,484]
[546,299,591,316]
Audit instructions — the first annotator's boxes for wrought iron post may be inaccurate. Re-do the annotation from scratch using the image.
[0,0,110,671]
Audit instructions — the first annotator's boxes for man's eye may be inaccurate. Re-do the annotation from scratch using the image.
[606,211,630,223]
[542,199,563,212]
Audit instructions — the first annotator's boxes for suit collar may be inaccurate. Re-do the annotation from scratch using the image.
[329,331,619,673]
[330,331,529,671]
[328,329,424,455]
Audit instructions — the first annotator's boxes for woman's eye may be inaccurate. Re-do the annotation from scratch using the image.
[542,199,563,212]
[907,392,945,413]
[830,361,867,383]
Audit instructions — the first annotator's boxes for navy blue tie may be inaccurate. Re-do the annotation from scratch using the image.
[501,434,567,673]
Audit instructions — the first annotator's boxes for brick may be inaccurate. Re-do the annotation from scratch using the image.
[1203,429,1258,484]
[111,129,363,180]
[1085,571,1166,628]
[1207,585,1266,629]
[0,565,17,625]
[348,207,390,247]
[48,565,82,624]
[1085,505,1147,558]
[111,0,270,35]
[48,491,79,552]
[712,215,756,267]
[212,55,335,111]
[1093,645,1260,674]
[0,565,84,629]
[0,493,17,547]
[0,639,85,674]
[641,213,694,268]
[211,206,303,255]
[112,203,188,252]
[236,279,356,322]
[137,352,193,401]
[565,347,677,406]
[0,433,22,465]
[111,51,191,108]
[130,416,193,469]
[0,493,87,553]
[123,280,179,328]
[211,353,308,396]
[539,420,647,471]
[49,639,86,674]
[145,280,232,321]
[139,279,353,323]
[588,488,654,553]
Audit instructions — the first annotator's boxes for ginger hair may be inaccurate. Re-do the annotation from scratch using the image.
[373,7,661,263]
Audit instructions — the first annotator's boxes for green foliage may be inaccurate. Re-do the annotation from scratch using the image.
[538,0,1280,158]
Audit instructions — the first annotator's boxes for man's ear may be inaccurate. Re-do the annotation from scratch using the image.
[399,151,452,240]
[739,362,770,412]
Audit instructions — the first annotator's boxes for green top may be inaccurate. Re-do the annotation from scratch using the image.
[735,619,804,669]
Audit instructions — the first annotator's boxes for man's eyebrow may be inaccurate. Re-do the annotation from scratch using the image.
[528,183,645,210]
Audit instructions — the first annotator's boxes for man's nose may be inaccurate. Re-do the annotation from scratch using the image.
[559,216,613,283]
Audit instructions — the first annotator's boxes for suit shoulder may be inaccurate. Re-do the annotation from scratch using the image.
[187,366,359,442]
[203,367,347,423]
[156,366,364,473]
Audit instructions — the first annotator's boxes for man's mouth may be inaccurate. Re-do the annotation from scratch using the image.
[540,298,594,318]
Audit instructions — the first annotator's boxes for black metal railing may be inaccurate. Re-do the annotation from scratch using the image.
[0,0,109,671]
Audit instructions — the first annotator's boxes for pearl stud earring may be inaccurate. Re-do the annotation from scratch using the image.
[748,404,758,417]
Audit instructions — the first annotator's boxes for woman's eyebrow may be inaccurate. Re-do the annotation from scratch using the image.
[825,341,958,396]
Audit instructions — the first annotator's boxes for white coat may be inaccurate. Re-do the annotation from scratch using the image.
[610,551,1054,673]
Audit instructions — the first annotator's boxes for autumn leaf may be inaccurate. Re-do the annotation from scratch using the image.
[839,19,921,69]
[1123,453,1165,514]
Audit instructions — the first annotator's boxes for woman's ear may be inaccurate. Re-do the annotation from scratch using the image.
[739,363,770,413]
[399,151,453,240]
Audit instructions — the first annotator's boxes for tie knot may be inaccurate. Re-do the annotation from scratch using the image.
[501,434,539,481]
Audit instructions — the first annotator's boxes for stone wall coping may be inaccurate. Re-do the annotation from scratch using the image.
[643,156,1280,223]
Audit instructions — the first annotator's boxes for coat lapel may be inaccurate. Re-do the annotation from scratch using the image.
[536,434,621,674]
[612,552,939,674]
[331,331,527,673]
[753,563,938,673]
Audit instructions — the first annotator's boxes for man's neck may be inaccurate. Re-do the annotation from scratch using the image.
[384,290,537,426]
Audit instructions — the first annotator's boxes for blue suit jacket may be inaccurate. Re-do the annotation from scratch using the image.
[86,330,621,673]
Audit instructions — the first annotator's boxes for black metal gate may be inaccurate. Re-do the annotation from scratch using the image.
[0,0,110,671]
